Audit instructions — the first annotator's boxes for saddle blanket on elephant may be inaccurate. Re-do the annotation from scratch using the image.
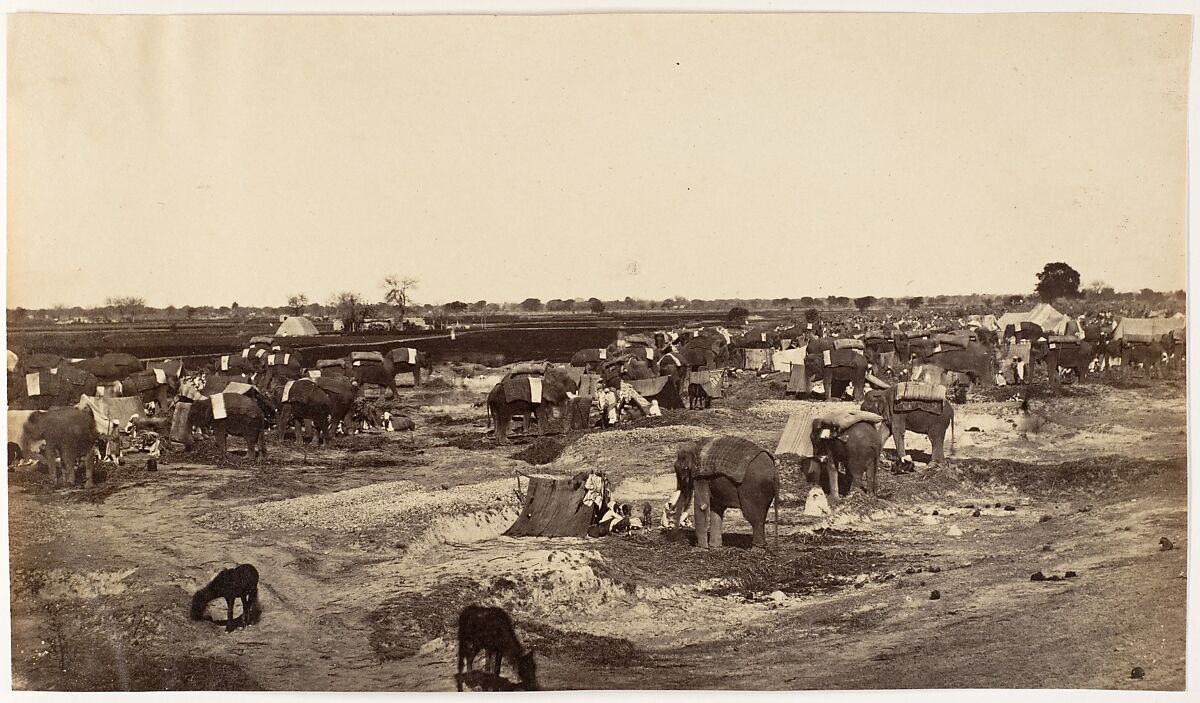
[687,369,711,385]
[502,376,543,404]
[629,376,670,398]
[833,338,865,351]
[1047,335,1080,349]
[281,380,297,402]
[741,348,770,370]
[576,373,602,398]
[316,358,345,369]
[821,348,862,368]
[350,351,384,363]
[388,347,418,365]
[267,353,293,366]
[220,381,255,396]
[510,361,550,377]
[123,371,160,394]
[894,382,946,403]
[57,364,94,387]
[895,399,946,414]
[218,355,239,371]
[24,372,44,396]
[241,347,267,359]
[692,436,773,484]
[76,395,146,435]
[148,359,184,378]
[629,346,655,361]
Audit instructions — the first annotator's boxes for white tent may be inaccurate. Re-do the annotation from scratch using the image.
[275,316,319,337]
[996,303,1072,336]
[1112,317,1186,343]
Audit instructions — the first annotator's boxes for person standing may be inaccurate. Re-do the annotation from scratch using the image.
[146,433,161,472]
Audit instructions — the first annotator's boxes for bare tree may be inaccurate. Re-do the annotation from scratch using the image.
[382,275,418,319]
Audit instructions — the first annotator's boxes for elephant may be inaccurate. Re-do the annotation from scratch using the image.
[72,353,144,383]
[345,357,400,399]
[669,436,778,549]
[1160,331,1186,372]
[803,349,868,401]
[258,353,305,391]
[1121,340,1166,378]
[186,393,267,460]
[312,375,358,435]
[569,349,608,374]
[10,367,99,410]
[488,366,578,444]
[809,419,881,500]
[600,355,657,387]
[923,342,995,387]
[273,379,333,445]
[25,406,98,487]
[213,349,267,377]
[387,347,433,386]
[118,369,179,411]
[1032,339,1093,384]
[861,387,954,467]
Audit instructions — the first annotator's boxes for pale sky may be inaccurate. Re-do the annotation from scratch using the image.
[7,12,1191,308]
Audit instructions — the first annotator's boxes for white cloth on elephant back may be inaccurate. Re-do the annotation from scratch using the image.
[211,393,227,420]
[281,380,296,402]
[25,372,40,396]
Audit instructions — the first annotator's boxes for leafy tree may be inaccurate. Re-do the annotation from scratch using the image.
[1034,262,1081,301]
[798,296,815,306]
[772,297,792,308]
[330,292,370,331]
[520,298,543,312]
[588,298,605,313]
[727,306,750,325]
[182,305,195,319]
[106,296,146,321]
[470,300,488,311]
[444,301,469,314]
[287,294,309,315]
[1007,295,1024,306]
[853,296,877,311]
[382,275,418,318]
[905,296,924,309]
[803,308,821,323]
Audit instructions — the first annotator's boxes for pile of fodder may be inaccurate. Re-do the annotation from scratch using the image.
[587,529,890,598]
[510,435,574,465]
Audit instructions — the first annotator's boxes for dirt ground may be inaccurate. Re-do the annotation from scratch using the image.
[7,367,1188,691]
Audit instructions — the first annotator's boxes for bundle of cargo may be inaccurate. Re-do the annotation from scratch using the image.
[349,351,385,365]
[509,360,550,377]
[316,358,346,369]
[893,381,947,414]
[833,338,865,351]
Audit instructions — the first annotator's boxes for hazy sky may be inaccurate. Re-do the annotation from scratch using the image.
[7,12,1191,308]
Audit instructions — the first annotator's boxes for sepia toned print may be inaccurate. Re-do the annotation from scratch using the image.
[6,11,1190,692]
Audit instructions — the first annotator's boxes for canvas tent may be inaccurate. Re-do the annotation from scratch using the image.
[505,473,598,538]
[1112,317,1186,343]
[275,316,319,337]
[996,303,1072,337]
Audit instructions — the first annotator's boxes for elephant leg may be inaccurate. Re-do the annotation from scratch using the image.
[708,509,724,548]
[824,370,834,401]
[277,408,290,442]
[83,448,96,488]
[930,428,945,464]
[495,414,511,445]
[825,459,839,503]
[693,480,711,549]
[216,427,228,457]
[892,420,908,465]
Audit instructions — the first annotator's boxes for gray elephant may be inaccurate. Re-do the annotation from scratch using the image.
[186,393,267,460]
[345,353,400,398]
[72,352,144,383]
[25,406,98,487]
[809,419,881,501]
[923,342,996,387]
[669,436,778,549]
[119,368,178,410]
[802,347,868,401]
[273,379,333,445]
[258,352,305,391]
[311,375,358,435]
[861,383,955,466]
[487,366,578,444]
[1031,337,1093,384]
[387,347,433,386]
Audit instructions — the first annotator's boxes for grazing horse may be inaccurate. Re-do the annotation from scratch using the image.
[456,605,538,691]
[191,564,259,633]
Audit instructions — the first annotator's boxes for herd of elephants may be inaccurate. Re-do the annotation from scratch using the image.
[4,311,1186,551]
